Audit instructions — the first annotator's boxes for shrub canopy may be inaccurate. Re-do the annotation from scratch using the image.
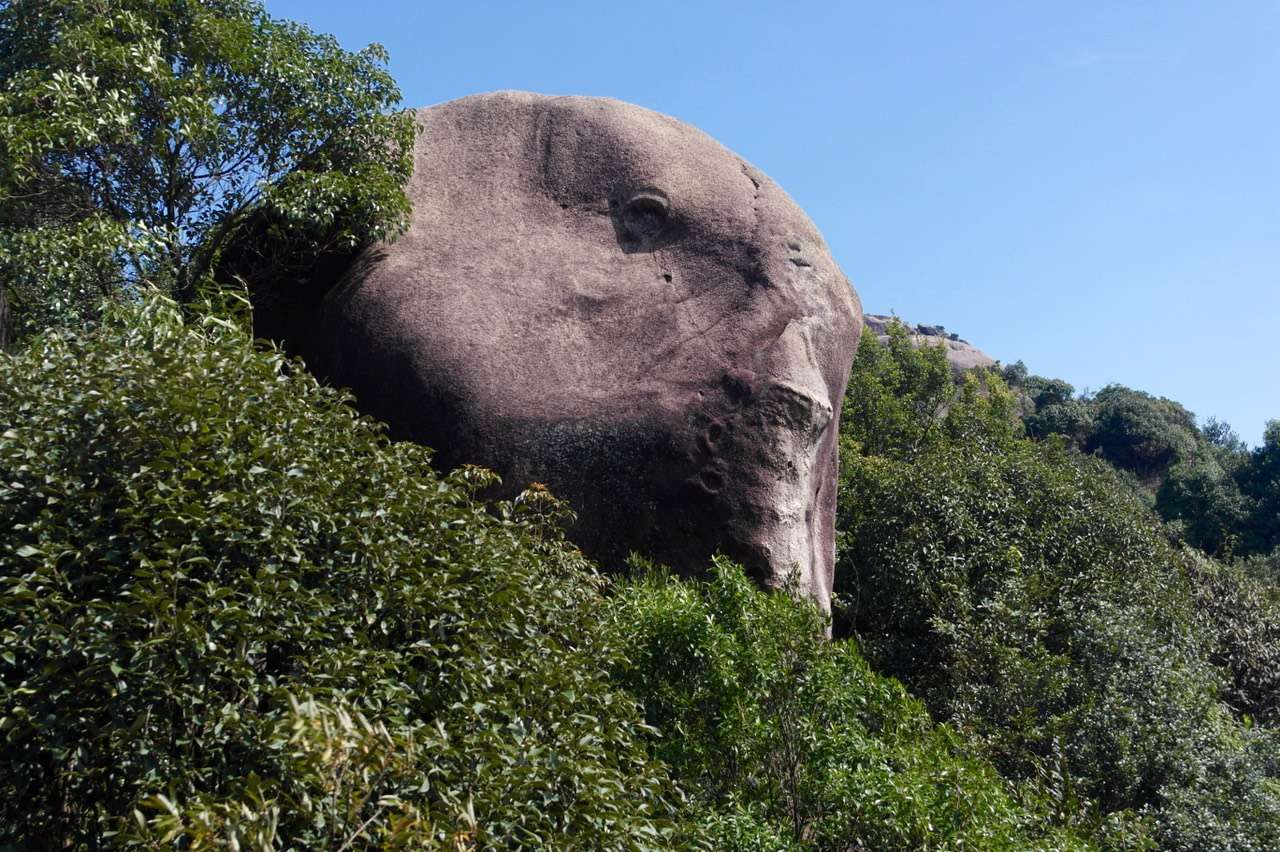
[606,558,1092,851]
[0,0,414,343]
[837,326,1280,849]
[0,296,679,849]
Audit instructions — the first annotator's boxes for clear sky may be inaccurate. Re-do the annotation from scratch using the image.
[268,0,1279,446]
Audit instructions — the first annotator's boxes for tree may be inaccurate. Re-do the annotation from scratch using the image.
[1031,377,1075,409]
[1203,418,1247,455]
[1083,385,1199,482]
[1025,399,1095,448]
[0,0,414,344]
[606,559,1090,850]
[1156,453,1250,556]
[835,335,1280,848]
[841,320,1018,460]
[1240,421,1280,555]
[0,295,682,848]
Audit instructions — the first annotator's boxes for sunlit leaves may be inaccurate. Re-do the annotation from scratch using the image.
[606,560,1091,850]
[0,0,414,341]
[835,331,1280,848]
[0,296,679,848]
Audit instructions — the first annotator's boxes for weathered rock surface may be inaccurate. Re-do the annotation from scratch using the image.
[254,91,861,611]
[863,314,996,372]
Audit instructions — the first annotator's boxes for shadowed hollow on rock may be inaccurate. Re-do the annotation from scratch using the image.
[246,91,861,611]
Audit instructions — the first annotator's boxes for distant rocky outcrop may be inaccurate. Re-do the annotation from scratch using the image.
[863,314,997,372]
[249,91,862,614]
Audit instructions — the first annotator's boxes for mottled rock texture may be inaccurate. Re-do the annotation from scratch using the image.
[251,91,861,611]
[864,314,997,372]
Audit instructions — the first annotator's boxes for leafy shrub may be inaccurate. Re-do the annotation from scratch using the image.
[1156,454,1251,556]
[0,0,414,342]
[0,296,680,849]
[836,333,1280,849]
[605,559,1091,851]
[1185,553,1280,726]
[1083,386,1200,483]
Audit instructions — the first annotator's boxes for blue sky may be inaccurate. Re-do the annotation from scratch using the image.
[269,0,1279,446]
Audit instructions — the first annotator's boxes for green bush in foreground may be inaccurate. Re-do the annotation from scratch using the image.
[606,559,1093,851]
[0,296,680,849]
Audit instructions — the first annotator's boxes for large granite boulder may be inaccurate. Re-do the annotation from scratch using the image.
[863,314,997,372]
[253,92,861,611]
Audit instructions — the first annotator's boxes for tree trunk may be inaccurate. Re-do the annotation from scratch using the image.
[0,286,9,350]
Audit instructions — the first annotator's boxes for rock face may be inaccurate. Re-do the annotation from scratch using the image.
[257,92,861,612]
[863,314,996,372]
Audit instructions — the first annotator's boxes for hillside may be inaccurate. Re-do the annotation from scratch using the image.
[4,3,1280,848]
[863,314,998,372]
[5,304,1280,848]
[867,315,1280,567]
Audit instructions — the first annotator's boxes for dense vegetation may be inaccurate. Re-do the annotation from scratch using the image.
[5,2,1280,848]
[608,558,1087,850]
[7,306,1279,850]
[0,0,413,345]
[838,325,1280,849]
[0,298,685,848]
[3,299,1105,849]
[1003,362,1280,562]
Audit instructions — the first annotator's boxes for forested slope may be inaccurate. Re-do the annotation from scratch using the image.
[5,305,1280,849]
[4,1,1279,846]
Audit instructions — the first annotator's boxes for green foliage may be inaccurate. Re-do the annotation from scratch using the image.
[1084,386,1199,483]
[1004,361,1076,415]
[837,329,1280,849]
[0,295,680,849]
[606,559,1090,851]
[1185,553,1280,726]
[0,0,414,342]
[1002,364,1276,560]
[1156,453,1251,556]
[1239,421,1280,556]
[1203,418,1249,455]
[843,321,1019,459]
[1242,547,1280,586]
[130,695,440,849]
[841,321,955,457]
[1025,399,1095,449]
